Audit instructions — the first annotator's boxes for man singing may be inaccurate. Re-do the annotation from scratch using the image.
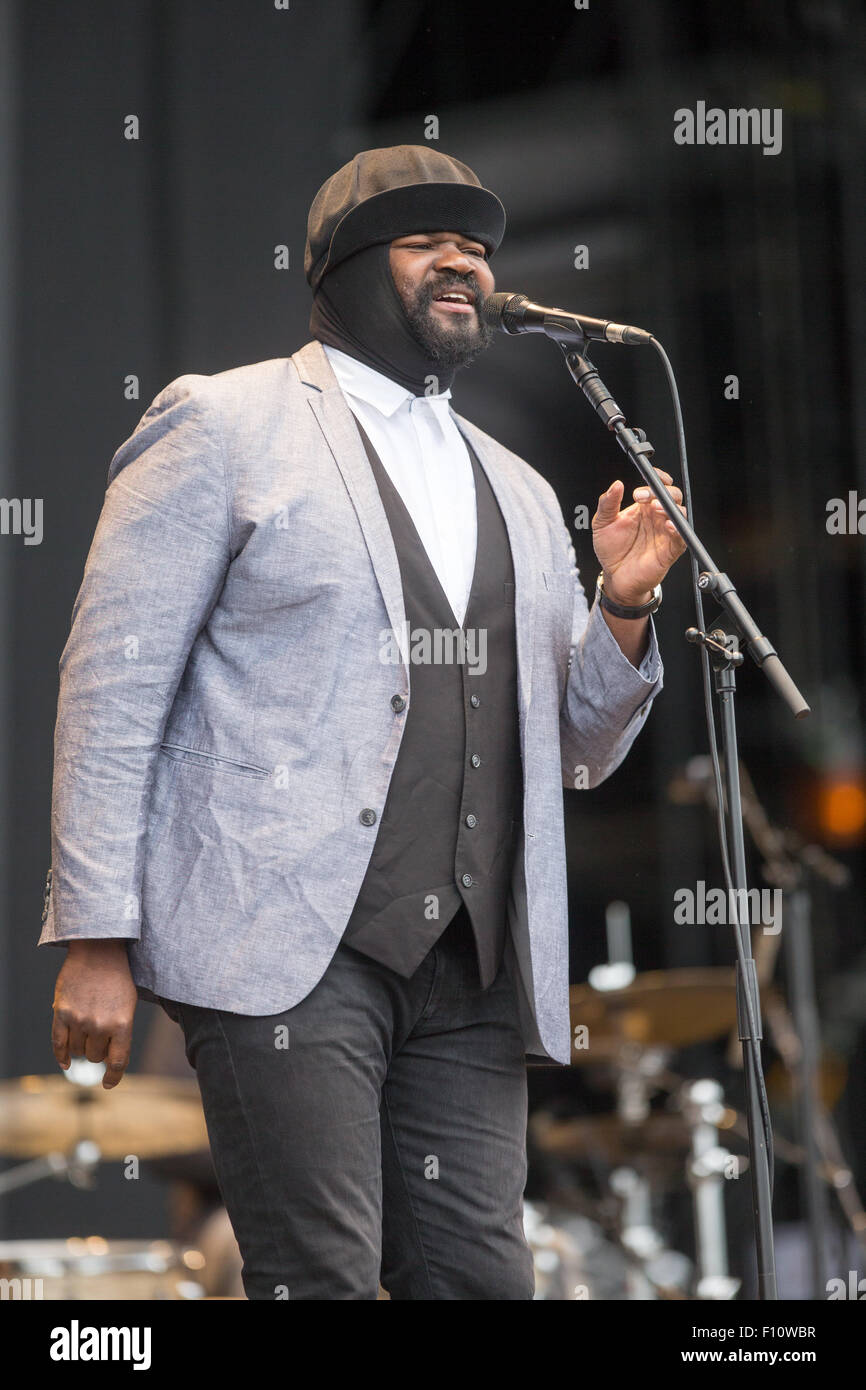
[41,146,686,1299]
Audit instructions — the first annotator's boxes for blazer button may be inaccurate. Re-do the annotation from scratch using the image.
[359,808,377,826]
[461,873,473,887]
[470,694,480,708]
[470,753,481,768]
[465,814,477,828]
[390,694,406,712]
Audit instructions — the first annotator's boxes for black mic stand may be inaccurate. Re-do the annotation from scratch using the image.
[736,766,851,1298]
[558,338,811,1302]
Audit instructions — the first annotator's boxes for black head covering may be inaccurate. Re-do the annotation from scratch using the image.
[305,146,506,396]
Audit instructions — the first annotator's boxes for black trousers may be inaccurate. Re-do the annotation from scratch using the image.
[159,907,535,1300]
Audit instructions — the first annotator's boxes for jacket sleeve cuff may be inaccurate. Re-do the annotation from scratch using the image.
[587,591,662,694]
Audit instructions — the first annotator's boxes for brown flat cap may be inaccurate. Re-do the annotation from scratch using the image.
[304,145,506,293]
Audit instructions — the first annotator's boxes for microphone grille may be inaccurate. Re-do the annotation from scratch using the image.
[480,291,524,331]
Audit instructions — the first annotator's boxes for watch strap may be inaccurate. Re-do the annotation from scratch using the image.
[596,573,662,619]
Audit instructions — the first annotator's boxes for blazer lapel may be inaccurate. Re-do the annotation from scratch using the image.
[291,342,409,665]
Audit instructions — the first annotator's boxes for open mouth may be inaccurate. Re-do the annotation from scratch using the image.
[431,289,476,316]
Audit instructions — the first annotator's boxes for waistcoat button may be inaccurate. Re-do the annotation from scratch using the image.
[390,694,406,711]
[359,808,377,826]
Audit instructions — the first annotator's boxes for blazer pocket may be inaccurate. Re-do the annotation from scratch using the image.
[159,743,271,780]
[542,570,575,594]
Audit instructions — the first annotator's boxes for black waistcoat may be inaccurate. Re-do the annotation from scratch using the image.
[342,418,523,988]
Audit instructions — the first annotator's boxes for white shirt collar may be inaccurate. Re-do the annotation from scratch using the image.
[322,344,453,419]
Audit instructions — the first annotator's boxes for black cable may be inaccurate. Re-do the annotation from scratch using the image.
[649,335,775,1195]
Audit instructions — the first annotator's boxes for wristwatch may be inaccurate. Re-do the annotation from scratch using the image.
[596,572,662,619]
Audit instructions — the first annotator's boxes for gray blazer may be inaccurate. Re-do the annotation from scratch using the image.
[39,340,662,1064]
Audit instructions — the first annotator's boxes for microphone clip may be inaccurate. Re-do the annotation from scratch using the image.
[559,342,626,431]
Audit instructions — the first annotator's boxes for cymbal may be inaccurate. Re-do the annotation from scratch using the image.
[0,1075,209,1159]
[569,968,737,1063]
[530,1110,691,1166]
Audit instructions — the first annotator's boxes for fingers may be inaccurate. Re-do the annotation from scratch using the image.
[103,1029,132,1090]
[51,1015,71,1071]
[633,468,686,539]
[55,1011,104,1066]
[66,1019,90,1061]
[633,482,684,506]
[85,1031,109,1064]
[592,480,624,528]
[600,472,682,512]
[51,948,137,1087]
[598,480,624,509]
[52,1008,130,1086]
[625,469,688,551]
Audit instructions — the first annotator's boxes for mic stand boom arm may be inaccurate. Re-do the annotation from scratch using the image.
[559,338,811,1302]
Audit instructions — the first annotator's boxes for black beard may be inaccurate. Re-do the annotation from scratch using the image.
[392,271,495,373]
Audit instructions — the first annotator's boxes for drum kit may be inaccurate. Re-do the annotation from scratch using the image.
[0,958,860,1299]
[524,955,866,1300]
[0,1061,212,1299]
[0,970,747,1301]
[524,965,747,1300]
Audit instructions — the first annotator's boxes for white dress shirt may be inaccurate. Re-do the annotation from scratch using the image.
[323,344,477,627]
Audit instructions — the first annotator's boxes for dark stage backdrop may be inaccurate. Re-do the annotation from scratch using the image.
[2,0,864,1290]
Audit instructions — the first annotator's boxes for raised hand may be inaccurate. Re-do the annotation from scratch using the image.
[592,469,687,605]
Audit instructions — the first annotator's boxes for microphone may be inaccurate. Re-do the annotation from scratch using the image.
[480,291,653,346]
